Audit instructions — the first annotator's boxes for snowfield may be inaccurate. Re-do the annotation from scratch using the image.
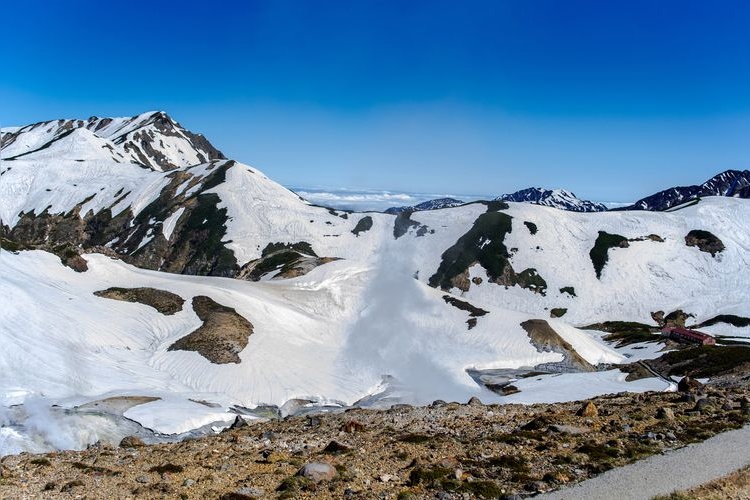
[1,112,747,455]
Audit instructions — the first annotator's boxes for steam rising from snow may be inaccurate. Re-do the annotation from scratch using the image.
[0,395,144,456]
[344,242,482,405]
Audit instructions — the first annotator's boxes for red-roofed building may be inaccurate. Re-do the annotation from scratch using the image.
[661,326,716,346]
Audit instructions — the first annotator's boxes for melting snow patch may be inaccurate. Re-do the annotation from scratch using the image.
[123,398,236,435]
[162,207,185,240]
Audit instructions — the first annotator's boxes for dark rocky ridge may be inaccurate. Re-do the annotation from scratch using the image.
[0,160,241,278]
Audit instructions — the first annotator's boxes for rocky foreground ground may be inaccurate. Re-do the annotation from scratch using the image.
[1,378,749,499]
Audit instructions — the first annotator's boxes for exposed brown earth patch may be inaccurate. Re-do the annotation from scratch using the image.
[685,229,725,256]
[522,319,595,372]
[168,296,253,364]
[94,287,185,315]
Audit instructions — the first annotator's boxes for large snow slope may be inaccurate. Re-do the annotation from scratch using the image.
[2,112,746,454]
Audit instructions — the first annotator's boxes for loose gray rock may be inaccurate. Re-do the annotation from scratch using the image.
[297,462,336,482]
[135,475,149,484]
[235,487,265,498]
[549,424,591,435]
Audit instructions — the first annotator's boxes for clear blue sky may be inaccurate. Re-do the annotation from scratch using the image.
[3,0,750,202]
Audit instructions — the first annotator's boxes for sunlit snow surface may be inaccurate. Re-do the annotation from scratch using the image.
[1,135,749,455]
[0,245,656,455]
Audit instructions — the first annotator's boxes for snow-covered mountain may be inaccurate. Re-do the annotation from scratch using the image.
[497,187,608,212]
[2,112,749,454]
[0,111,224,171]
[621,169,750,211]
[384,197,464,214]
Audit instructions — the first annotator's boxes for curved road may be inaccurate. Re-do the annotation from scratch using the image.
[539,425,750,500]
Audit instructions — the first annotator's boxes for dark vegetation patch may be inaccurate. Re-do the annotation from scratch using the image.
[442,294,489,316]
[583,321,659,346]
[70,461,117,475]
[167,193,238,276]
[428,211,513,290]
[559,286,576,297]
[512,268,548,295]
[148,463,184,474]
[695,314,750,328]
[487,454,529,472]
[523,221,538,235]
[168,296,253,364]
[442,295,488,331]
[94,287,185,315]
[480,200,509,212]
[0,236,33,252]
[351,216,373,236]
[550,308,568,318]
[238,241,335,281]
[649,346,750,378]
[393,211,432,239]
[262,241,316,257]
[397,433,432,444]
[685,229,725,256]
[521,319,594,372]
[589,231,629,279]
[428,211,548,295]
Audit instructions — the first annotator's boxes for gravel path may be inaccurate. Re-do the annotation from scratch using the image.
[540,424,750,500]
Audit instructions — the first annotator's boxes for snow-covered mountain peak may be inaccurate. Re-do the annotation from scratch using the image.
[1,111,225,171]
[497,187,608,212]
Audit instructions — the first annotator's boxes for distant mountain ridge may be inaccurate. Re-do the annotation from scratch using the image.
[384,197,464,214]
[496,187,607,212]
[385,188,606,214]
[620,169,750,211]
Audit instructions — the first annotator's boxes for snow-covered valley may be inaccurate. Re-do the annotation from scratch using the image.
[1,112,748,455]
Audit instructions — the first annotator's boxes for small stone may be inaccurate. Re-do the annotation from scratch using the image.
[119,436,144,448]
[182,479,195,487]
[666,432,677,440]
[235,487,265,498]
[379,474,395,483]
[136,475,149,484]
[431,400,447,407]
[467,396,483,406]
[656,407,675,420]
[576,402,598,418]
[297,462,336,482]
